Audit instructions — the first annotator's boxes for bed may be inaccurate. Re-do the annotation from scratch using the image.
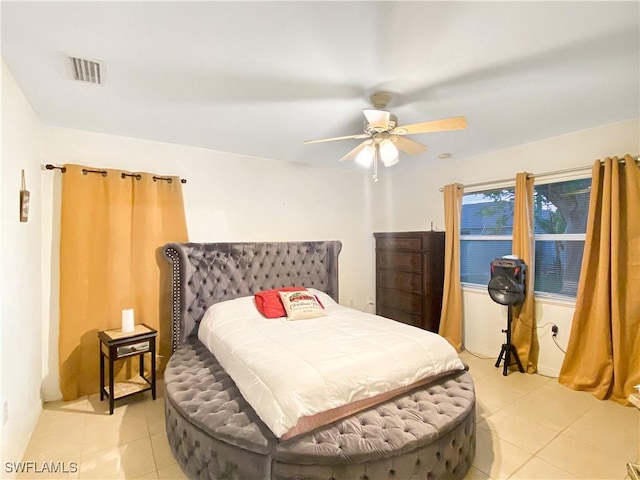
[162,241,476,480]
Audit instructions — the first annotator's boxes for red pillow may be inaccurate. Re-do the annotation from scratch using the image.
[255,287,305,318]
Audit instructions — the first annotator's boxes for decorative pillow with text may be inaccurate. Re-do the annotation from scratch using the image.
[279,290,325,320]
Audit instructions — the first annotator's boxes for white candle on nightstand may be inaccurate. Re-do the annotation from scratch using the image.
[121,308,135,332]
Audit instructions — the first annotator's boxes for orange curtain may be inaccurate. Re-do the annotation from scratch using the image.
[511,172,539,373]
[59,164,188,401]
[439,183,463,351]
[559,156,640,404]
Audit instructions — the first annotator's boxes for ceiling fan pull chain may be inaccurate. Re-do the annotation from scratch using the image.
[372,146,379,182]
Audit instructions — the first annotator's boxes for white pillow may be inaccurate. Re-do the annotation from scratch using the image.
[307,288,338,307]
[279,290,325,320]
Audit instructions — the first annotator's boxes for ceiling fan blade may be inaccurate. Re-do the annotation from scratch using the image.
[304,133,369,144]
[340,140,371,162]
[363,109,391,130]
[393,116,467,135]
[393,136,428,155]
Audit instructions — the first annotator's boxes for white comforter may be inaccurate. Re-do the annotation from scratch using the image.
[197,289,465,437]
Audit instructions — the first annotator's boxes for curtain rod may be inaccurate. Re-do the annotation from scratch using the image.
[45,164,187,184]
[438,155,639,192]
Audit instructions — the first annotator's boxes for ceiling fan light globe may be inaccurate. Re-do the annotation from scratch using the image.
[382,156,400,168]
[379,139,399,166]
[355,145,374,167]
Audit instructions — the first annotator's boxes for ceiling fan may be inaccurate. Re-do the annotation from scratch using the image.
[304,92,467,180]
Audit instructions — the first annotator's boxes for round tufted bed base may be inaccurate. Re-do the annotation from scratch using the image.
[165,338,476,480]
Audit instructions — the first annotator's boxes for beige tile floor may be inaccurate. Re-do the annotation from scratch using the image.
[16,351,640,480]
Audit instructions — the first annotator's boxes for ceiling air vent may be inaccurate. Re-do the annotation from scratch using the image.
[70,56,104,85]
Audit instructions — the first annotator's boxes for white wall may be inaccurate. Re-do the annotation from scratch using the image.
[1,60,44,467]
[41,126,377,400]
[375,118,640,376]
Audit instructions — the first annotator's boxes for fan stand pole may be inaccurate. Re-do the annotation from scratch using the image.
[495,305,525,376]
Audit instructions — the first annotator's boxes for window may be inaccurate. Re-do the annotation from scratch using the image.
[460,178,591,299]
[533,178,590,297]
[460,188,514,286]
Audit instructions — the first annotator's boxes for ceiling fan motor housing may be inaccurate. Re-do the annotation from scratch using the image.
[369,92,392,110]
[363,114,398,135]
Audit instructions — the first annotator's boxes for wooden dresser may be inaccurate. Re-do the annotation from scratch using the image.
[374,231,445,332]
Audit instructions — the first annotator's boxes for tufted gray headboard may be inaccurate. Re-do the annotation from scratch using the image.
[162,241,342,352]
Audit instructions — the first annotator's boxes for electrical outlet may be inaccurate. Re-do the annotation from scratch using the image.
[3,400,8,426]
[551,325,559,336]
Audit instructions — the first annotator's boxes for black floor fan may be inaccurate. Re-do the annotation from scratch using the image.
[488,258,527,376]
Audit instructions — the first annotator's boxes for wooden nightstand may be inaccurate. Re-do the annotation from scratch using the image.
[98,324,157,414]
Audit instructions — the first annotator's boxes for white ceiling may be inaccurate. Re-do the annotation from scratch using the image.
[2,1,639,171]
